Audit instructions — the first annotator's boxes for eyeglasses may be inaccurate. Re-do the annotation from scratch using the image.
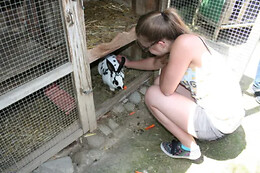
[136,40,157,52]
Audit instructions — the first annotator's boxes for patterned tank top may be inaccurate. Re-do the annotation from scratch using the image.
[179,36,245,134]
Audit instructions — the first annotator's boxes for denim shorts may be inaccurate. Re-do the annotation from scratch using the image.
[193,105,225,141]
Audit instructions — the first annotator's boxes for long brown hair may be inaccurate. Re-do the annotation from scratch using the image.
[135,8,190,42]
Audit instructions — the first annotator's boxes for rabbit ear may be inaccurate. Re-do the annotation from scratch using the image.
[117,56,126,72]
[106,59,116,72]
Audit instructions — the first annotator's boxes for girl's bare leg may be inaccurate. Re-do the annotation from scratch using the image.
[145,83,198,148]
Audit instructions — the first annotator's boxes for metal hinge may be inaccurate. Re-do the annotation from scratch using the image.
[80,88,93,95]
[71,0,85,10]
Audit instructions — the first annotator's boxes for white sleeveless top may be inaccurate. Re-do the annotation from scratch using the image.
[180,37,245,134]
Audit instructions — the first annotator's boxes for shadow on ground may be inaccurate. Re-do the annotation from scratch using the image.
[198,126,246,161]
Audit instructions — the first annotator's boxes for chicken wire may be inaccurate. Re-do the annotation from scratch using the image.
[0,0,68,96]
[0,75,79,172]
[171,0,260,76]
[0,0,81,172]
[171,0,260,43]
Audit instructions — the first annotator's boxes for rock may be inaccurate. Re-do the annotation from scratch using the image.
[108,119,119,130]
[139,86,148,95]
[98,124,113,136]
[33,156,74,173]
[54,141,81,159]
[71,150,89,166]
[129,91,142,104]
[112,104,125,114]
[85,134,105,149]
[71,149,104,166]
[86,149,104,164]
[122,98,128,104]
[124,102,135,112]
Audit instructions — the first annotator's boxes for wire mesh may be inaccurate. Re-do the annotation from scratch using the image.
[0,0,68,96]
[171,0,260,76]
[171,0,260,44]
[0,75,79,172]
[0,0,81,172]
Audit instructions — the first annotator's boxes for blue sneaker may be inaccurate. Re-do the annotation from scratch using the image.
[255,91,260,104]
[160,140,201,160]
[247,84,260,96]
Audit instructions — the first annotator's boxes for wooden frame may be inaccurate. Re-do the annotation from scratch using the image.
[62,0,97,132]
[1,0,96,172]
[0,63,72,110]
[194,0,258,40]
[89,27,136,63]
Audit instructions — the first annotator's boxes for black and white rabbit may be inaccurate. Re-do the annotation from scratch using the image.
[98,54,126,91]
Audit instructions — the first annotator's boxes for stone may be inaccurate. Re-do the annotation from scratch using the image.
[108,119,119,130]
[139,86,148,95]
[129,91,142,104]
[122,98,128,104]
[124,102,135,112]
[34,156,74,173]
[85,134,105,149]
[71,150,89,166]
[98,124,113,136]
[71,149,104,166]
[112,104,125,114]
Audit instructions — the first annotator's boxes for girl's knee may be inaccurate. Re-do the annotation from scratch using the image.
[153,77,160,85]
[144,85,160,105]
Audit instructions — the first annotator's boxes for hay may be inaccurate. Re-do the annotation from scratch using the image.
[84,0,138,49]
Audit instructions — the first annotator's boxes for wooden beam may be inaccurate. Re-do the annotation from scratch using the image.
[61,1,96,132]
[89,27,136,63]
[0,63,72,110]
[158,0,170,11]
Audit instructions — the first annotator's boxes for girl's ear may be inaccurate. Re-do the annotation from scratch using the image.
[158,40,166,48]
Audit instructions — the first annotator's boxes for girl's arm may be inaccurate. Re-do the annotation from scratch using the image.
[159,35,199,96]
[117,55,168,70]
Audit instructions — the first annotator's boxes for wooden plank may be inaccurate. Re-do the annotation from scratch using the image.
[158,0,170,11]
[220,22,254,29]
[61,1,97,132]
[15,122,82,173]
[237,0,251,22]
[95,71,153,119]
[89,27,136,63]
[145,0,159,13]
[0,63,72,110]
[221,0,236,24]
[134,0,145,15]
[134,0,159,15]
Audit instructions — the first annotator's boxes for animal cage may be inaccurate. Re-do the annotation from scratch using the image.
[171,0,260,77]
[0,0,169,172]
[0,0,96,172]
[171,0,260,43]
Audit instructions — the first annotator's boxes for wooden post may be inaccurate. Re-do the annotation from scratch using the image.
[158,0,170,11]
[134,0,159,15]
[61,0,97,132]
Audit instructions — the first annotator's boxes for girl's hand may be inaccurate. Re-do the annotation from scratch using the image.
[154,54,169,69]
[116,55,130,67]
[160,55,169,65]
